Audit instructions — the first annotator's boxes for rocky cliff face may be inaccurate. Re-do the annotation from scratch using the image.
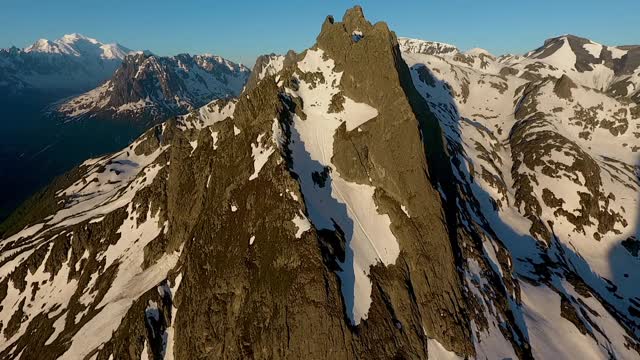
[1,6,639,360]
[55,53,250,124]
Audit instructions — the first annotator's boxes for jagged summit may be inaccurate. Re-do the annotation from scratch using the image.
[465,47,493,57]
[542,33,592,45]
[397,37,459,56]
[54,51,250,123]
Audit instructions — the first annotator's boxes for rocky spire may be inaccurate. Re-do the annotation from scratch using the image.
[0,6,488,359]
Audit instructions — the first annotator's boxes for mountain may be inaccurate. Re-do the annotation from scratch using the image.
[0,35,249,229]
[398,35,640,103]
[397,37,459,56]
[402,31,640,358]
[0,33,133,95]
[512,34,640,98]
[54,53,250,123]
[1,7,639,359]
[243,51,296,91]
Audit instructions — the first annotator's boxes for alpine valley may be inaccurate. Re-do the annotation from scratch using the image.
[1,6,639,360]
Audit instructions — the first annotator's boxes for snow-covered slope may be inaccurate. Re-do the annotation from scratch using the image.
[398,37,459,56]
[404,33,640,359]
[504,35,637,93]
[54,53,250,123]
[24,33,130,60]
[0,33,133,93]
[243,51,296,92]
[400,35,640,103]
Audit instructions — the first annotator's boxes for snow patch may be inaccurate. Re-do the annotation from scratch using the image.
[609,47,628,60]
[427,338,463,360]
[466,48,493,57]
[291,213,312,238]
[210,128,219,150]
[583,42,603,58]
[401,205,410,217]
[249,133,275,181]
[258,55,285,81]
[287,48,399,325]
[352,30,364,42]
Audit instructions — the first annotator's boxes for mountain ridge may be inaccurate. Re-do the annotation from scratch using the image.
[53,52,250,123]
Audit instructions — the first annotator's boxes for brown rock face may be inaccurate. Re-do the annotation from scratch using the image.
[553,74,577,100]
[170,79,353,359]
[0,6,479,360]
[316,6,473,356]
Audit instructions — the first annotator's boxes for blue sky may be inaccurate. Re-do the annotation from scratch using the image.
[1,0,639,67]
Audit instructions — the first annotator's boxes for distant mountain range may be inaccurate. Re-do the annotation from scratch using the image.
[0,34,251,223]
[1,33,250,124]
[398,34,640,101]
[0,33,134,94]
[54,52,250,123]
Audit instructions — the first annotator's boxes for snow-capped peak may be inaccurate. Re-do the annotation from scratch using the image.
[55,51,250,122]
[465,47,493,57]
[4,33,135,93]
[60,33,99,44]
[24,38,65,54]
[23,33,131,60]
[397,37,459,56]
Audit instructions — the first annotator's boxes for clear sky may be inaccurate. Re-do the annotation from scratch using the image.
[1,0,639,67]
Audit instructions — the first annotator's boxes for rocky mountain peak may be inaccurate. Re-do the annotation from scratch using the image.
[398,37,460,56]
[316,7,402,105]
[312,6,474,354]
[340,5,369,32]
[543,34,591,46]
[54,50,250,123]
[244,50,297,92]
[1,7,479,359]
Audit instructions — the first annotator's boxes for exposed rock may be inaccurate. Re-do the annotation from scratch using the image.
[554,74,577,100]
[55,52,250,124]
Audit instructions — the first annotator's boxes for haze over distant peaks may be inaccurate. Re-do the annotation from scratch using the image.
[23,33,131,60]
[0,33,135,93]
